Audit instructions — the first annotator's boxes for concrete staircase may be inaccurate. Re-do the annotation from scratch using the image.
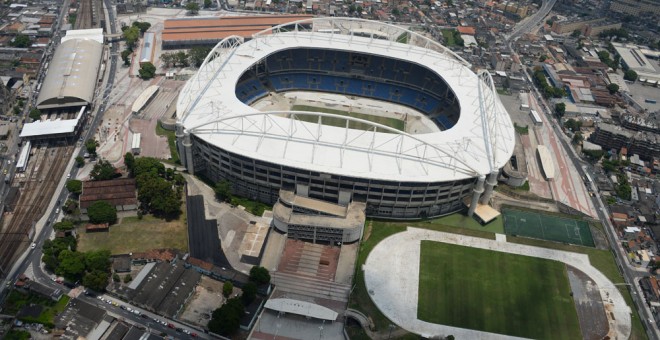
[271,271,351,303]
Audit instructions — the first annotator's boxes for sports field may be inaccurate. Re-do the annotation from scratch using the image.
[291,104,405,132]
[418,241,581,339]
[503,209,595,247]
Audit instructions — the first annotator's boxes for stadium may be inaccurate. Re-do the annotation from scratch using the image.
[176,18,515,220]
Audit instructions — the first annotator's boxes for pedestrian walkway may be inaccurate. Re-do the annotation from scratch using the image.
[363,227,631,340]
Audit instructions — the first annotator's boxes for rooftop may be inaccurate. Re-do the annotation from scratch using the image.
[178,18,515,182]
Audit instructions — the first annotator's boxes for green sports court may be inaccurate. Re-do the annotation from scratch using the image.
[502,209,595,247]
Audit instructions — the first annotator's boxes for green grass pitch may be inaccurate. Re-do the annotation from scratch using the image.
[291,104,405,132]
[418,241,581,339]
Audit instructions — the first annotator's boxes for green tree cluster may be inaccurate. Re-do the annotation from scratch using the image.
[132,21,151,34]
[87,200,117,225]
[186,2,200,14]
[249,266,271,285]
[615,174,631,200]
[607,83,619,94]
[208,297,244,336]
[53,220,75,231]
[222,281,233,298]
[121,49,132,66]
[90,160,120,181]
[75,156,85,167]
[66,179,83,195]
[138,62,156,79]
[555,102,566,117]
[214,180,233,202]
[85,139,99,157]
[563,118,582,131]
[161,51,191,68]
[43,246,112,291]
[599,28,629,40]
[624,69,638,82]
[133,157,184,218]
[597,50,620,71]
[10,34,31,48]
[122,25,140,49]
[533,69,565,98]
[29,108,41,120]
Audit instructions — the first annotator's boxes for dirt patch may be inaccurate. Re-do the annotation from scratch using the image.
[589,224,610,250]
[179,276,242,326]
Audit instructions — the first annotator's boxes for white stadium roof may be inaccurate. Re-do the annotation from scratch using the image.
[264,298,338,321]
[177,18,515,182]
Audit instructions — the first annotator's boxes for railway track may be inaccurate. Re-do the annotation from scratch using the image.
[75,0,94,30]
[0,145,72,276]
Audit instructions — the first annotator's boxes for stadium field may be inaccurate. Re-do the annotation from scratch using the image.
[418,241,581,339]
[291,104,405,132]
[503,209,595,247]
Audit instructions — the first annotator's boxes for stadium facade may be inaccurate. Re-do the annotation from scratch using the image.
[176,18,515,220]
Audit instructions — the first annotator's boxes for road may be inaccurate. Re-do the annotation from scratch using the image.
[505,0,557,43]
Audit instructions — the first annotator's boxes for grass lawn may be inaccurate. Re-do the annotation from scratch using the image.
[441,29,456,46]
[418,241,580,339]
[4,290,70,328]
[291,105,405,132]
[350,214,646,339]
[156,121,180,164]
[349,218,496,332]
[77,213,188,254]
[508,236,648,340]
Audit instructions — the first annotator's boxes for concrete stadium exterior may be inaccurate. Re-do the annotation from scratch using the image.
[176,18,515,220]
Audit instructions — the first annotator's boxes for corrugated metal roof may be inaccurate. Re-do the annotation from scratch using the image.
[162,15,311,42]
[36,29,103,109]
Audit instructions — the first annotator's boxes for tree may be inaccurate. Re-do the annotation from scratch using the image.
[554,103,566,117]
[87,201,117,225]
[572,132,584,145]
[123,25,140,49]
[392,8,400,16]
[139,62,156,79]
[85,139,99,156]
[85,250,111,272]
[90,160,119,181]
[66,180,83,195]
[10,34,31,48]
[121,49,132,66]
[241,282,257,305]
[189,47,212,67]
[204,0,213,8]
[571,29,581,38]
[29,108,41,121]
[186,2,200,14]
[75,156,85,167]
[208,297,244,336]
[249,266,271,285]
[563,118,582,132]
[607,83,619,94]
[83,270,109,292]
[539,55,547,62]
[223,281,233,298]
[124,152,135,173]
[214,180,233,202]
[113,273,120,282]
[53,220,75,231]
[57,250,86,281]
[176,51,189,67]
[132,21,151,34]
[124,274,132,283]
[624,69,638,82]
[63,199,79,215]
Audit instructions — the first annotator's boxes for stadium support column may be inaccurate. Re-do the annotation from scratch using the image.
[468,175,486,217]
[176,124,194,174]
[480,170,499,205]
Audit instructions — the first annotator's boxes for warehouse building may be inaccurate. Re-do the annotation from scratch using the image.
[35,28,104,110]
[161,15,312,49]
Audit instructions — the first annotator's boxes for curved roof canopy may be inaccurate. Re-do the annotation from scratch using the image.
[178,18,515,182]
[36,29,103,110]
[264,298,338,321]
